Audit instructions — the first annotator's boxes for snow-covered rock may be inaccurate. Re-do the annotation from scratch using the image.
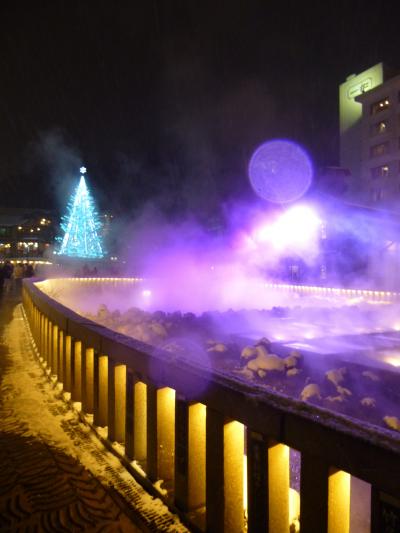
[383,416,400,431]
[361,397,376,408]
[326,367,347,387]
[247,352,285,373]
[300,383,321,401]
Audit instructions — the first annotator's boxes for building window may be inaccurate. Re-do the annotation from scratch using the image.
[371,189,384,202]
[370,97,390,115]
[371,165,389,179]
[370,142,389,158]
[370,121,387,136]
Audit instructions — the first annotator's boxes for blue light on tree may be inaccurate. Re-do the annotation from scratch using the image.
[56,167,105,258]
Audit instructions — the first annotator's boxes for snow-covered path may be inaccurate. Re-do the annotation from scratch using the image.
[0,300,188,532]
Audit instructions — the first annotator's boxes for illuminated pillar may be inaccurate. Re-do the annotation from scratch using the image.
[107,360,126,443]
[247,431,268,532]
[224,420,245,533]
[58,330,64,384]
[82,347,94,413]
[175,399,206,512]
[52,324,58,375]
[39,313,43,355]
[206,408,224,532]
[157,387,175,487]
[43,317,48,364]
[93,354,108,427]
[268,442,289,533]
[114,364,126,443]
[300,453,329,532]
[72,340,82,402]
[48,321,53,370]
[134,381,147,462]
[64,335,72,393]
[328,469,350,533]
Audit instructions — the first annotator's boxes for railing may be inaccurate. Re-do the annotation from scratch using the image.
[22,278,400,533]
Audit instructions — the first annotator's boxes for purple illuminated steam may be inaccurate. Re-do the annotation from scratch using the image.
[252,205,321,252]
[248,139,313,203]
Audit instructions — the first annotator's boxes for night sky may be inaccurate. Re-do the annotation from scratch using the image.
[1,1,399,220]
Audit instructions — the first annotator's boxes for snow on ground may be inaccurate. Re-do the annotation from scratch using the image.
[0,303,188,533]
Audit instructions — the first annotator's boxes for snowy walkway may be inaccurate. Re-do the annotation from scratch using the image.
[0,294,189,532]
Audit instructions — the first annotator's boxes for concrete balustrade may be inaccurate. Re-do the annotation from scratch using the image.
[22,279,400,532]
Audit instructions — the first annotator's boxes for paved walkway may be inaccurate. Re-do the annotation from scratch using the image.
[0,291,188,532]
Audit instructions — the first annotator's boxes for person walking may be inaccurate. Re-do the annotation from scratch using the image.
[12,262,24,294]
[2,260,13,294]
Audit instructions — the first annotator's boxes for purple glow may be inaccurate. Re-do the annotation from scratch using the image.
[252,205,321,253]
[248,139,313,203]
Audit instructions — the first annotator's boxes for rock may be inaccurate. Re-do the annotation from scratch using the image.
[241,346,258,360]
[254,344,270,358]
[362,370,380,382]
[300,383,321,401]
[361,397,376,408]
[284,352,301,369]
[97,304,110,320]
[208,343,228,353]
[255,337,272,349]
[383,416,400,431]
[327,395,345,402]
[247,352,285,372]
[287,368,302,377]
[326,367,347,387]
[150,322,167,338]
[336,385,352,397]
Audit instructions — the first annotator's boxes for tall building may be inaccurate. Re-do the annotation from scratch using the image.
[355,73,400,207]
[339,63,400,205]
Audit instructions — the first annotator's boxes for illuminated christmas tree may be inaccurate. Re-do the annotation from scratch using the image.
[56,167,105,258]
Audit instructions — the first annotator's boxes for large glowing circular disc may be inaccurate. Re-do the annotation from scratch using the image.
[248,139,313,203]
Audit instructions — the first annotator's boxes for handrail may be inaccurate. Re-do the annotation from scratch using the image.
[22,278,400,532]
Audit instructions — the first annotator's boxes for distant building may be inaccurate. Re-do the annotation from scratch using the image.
[355,72,400,207]
[0,208,55,263]
[339,62,400,206]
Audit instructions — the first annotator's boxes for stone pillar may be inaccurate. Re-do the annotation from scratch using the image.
[157,387,175,487]
[82,347,94,414]
[268,442,289,533]
[107,360,126,443]
[224,420,244,533]
[134,381,147,462]
[58,330,64,384]
[64,335,72,393]
[71,340,82,402]
[114,364,126,443]
[52,324,58,376]
[328,468,350,533]
[94,354,108,427]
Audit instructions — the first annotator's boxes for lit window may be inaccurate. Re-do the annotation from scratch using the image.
[370,142,389,158]
[371,121,387,135]
[371,98,390,115]
[371,165,389,179]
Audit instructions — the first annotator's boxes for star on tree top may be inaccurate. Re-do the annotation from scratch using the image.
[80,166,87,175]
